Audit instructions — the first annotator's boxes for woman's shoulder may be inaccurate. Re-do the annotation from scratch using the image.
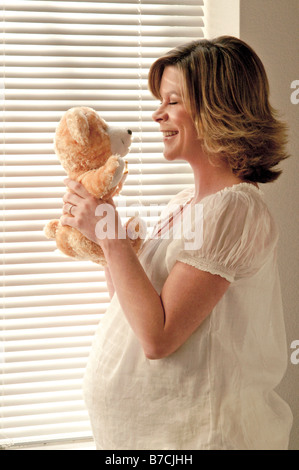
[170,182,277,234]
[172,182,265,205]
[202,182,263,204]
[203,182,277,235]
[203,182,272,218]
[172,183,279,281]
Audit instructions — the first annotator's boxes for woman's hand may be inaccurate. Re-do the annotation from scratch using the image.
[60,178,124,245]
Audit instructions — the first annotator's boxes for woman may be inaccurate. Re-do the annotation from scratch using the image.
[61,36,293,450]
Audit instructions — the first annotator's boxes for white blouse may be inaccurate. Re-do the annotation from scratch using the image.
[83,183,293,450]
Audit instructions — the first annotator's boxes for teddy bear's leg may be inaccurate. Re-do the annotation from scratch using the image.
[55,225,79,258]
[125,217,147,254]
[44,219,60,239]
[44,220,78,258]
[58,225,107,265]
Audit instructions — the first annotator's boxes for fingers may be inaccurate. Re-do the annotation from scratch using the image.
[62,178,94,217]
[62,202,75,215]
[60,179,123,244]
[62,191,83,206]
[60,214,76,228]
[63,178,91,199]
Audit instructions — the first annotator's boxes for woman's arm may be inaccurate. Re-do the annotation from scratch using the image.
[104,267,115,300]
[101,236,229,359]
[61,179,230,359]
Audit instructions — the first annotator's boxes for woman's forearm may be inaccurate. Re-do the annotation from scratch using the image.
[102,237,166,358]
[59,179,166,357]
[104,266,115,299]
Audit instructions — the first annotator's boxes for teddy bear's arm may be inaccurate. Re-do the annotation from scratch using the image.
[109,163,129,197]
[77,155,124,199]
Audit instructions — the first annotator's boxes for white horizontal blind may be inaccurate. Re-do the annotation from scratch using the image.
[1,0,204,447]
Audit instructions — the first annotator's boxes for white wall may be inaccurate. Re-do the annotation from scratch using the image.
[204,0,240,37]
[205,0,299,450]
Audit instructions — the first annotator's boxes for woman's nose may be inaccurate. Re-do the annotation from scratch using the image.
[152,105,168,123]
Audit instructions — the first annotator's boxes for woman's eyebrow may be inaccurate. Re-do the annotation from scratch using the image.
[160,90,181,97]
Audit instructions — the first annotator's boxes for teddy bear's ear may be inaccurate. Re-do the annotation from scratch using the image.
[66,108,90,146]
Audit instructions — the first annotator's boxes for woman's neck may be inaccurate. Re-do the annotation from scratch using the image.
[190,155,244,204]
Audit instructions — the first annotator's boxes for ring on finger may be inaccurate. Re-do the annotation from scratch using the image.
[68,204,74,215]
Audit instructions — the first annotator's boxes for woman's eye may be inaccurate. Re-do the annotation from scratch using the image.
[158,101,178,107]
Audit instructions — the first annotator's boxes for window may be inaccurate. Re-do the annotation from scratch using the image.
[1,0,204,448]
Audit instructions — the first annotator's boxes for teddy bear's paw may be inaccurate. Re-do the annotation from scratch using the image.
[108,156,125,190]
[44,219,60,239]
[125,216,147,241]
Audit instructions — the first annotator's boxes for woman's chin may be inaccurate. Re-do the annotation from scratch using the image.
[163,150,178,161]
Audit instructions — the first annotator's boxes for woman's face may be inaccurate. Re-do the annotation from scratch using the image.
[152,66,200,162]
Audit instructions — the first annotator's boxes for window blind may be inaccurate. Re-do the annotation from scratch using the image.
[1,0,204,448]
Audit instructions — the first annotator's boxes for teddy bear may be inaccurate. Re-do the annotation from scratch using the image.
[44,106,145,265]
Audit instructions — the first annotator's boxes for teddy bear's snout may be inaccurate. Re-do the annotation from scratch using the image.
[107,125,133,157]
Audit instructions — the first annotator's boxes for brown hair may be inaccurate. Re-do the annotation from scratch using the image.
[148,36,289,183]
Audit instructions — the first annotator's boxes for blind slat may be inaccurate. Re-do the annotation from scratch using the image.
[1,305,108,320]
[3,282,108,297]
[3,271,105,286]
[4,337,94,354]
[3,34,199,48]
[2,358,89,375]
[1,400,87,419]
[3,293,109,308]
[5,0,203,13]
[1,413,89,433]
[1,389,84,407]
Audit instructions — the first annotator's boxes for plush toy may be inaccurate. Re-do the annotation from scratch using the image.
[44,106,144,265]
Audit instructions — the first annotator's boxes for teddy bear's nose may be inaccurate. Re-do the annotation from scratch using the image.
[127,129,132,135]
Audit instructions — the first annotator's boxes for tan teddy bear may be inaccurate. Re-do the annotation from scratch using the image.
[44,106,144,265]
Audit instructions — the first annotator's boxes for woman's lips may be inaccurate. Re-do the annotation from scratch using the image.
[162,130,179,139]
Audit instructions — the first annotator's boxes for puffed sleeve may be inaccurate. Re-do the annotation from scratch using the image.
[166,188,278,282]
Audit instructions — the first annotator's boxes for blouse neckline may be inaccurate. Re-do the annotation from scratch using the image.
[148,182,263,242]
[188,181,263,205]
[221,182,262,196]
